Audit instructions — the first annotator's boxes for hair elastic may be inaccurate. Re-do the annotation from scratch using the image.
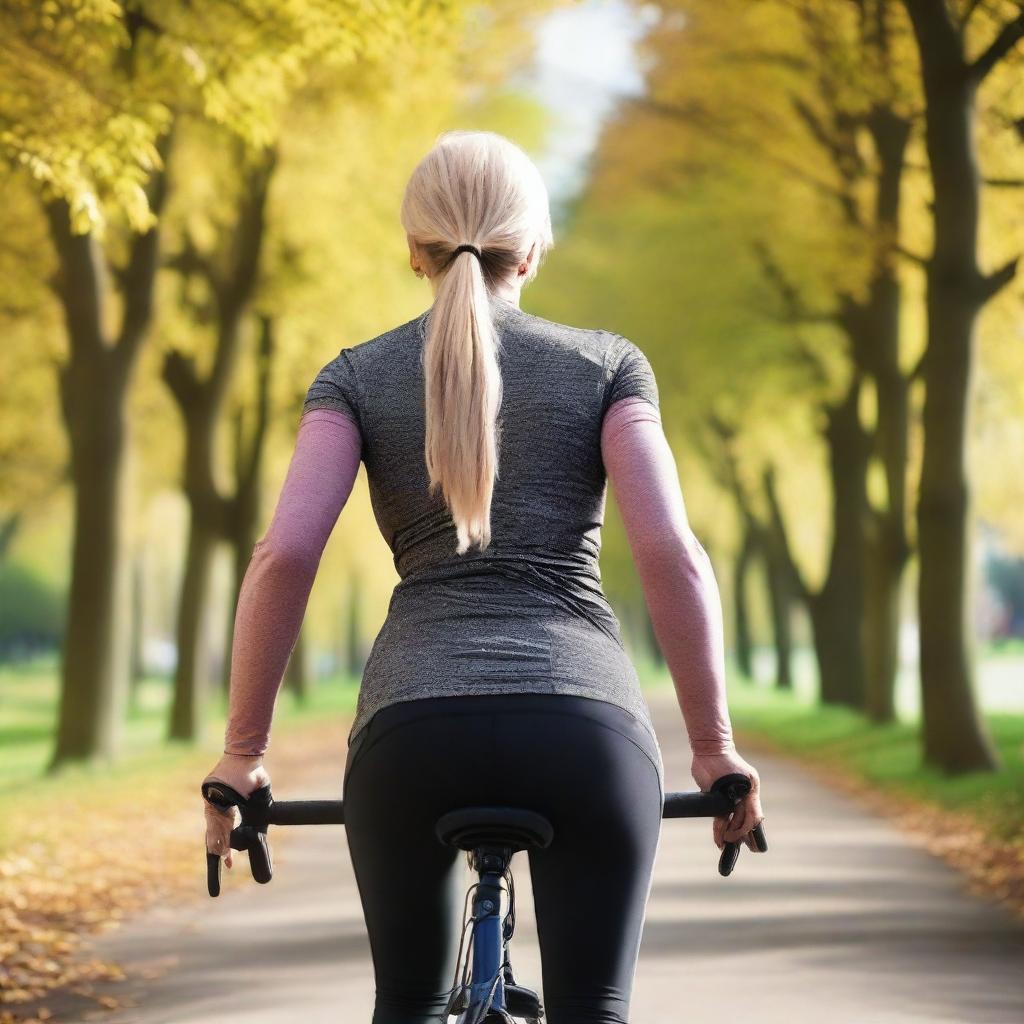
[450,243,482,264]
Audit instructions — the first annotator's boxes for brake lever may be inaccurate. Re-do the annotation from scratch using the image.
[201,781,275,897]
[709,773,768,877]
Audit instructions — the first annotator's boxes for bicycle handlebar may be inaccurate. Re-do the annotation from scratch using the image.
[202,772,768,897]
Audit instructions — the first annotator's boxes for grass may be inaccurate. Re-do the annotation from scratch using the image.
[986,636,1024,658]
[0,654,360,857]
[734,679,1024,842]
[640,656,1024,845]
[4,649,1023,846]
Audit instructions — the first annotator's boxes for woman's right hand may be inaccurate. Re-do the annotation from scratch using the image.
[690,747,765,853]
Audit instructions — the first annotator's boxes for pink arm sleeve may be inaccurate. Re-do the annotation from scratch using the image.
[223,408,363,756]
[601,396,736,756]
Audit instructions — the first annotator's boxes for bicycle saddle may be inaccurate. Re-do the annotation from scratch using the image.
[435,806,554,852]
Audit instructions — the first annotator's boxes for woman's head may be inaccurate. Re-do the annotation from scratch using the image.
[401,130,554,555]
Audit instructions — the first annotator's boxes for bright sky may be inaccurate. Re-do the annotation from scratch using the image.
[512,0,663,226]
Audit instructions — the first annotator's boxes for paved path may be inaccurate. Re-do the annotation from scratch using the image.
[30,690,1024,1023]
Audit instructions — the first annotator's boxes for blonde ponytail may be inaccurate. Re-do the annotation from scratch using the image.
[401,130,553,555]
[423,246,503,554]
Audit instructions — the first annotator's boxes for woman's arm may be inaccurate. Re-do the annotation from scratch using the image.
[223,408,363,756]
[600,395,735,756]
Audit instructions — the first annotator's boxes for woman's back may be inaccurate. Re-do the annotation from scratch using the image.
[304,293,664,755]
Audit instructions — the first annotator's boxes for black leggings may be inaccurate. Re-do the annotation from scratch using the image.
[342,692,664,1024]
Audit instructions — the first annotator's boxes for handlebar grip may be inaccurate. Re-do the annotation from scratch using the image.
[202,782,275,896]
[207,852,222,897]
[709,773,769,876]
[750,821,768,852]
[719,840,741,876]
[247,828,273,884]
[709,772,751,802]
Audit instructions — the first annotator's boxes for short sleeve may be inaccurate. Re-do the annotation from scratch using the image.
[302,348,362,430]
[603,335,659,414]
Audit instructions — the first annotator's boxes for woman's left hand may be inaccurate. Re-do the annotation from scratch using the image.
[202,754,272,869]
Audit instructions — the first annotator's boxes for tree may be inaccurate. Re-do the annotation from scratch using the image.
[42,144,172,766]
[156,0,512,742]
[695,414,797,690]
[758,1,920,721]
[162,138,277,741]
[542,0,888,709]
[0,0,385,766]
[899,0,1024,772]
[222,313,277,698]
[0,183,67,565]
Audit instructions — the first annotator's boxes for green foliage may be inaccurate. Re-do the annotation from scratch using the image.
[1,0,170,233]
[0,0,452,234]
[0,562,65,653]
[0,657,359,792]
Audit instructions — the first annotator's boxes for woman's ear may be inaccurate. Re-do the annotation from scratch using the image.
[408,235,425,278]
[518,240,538,278]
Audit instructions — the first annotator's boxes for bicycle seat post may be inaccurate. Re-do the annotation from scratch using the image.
[468,844,513,1017]
[436,805,553,1022]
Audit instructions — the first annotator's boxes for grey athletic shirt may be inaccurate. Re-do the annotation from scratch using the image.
[302,293,663,762]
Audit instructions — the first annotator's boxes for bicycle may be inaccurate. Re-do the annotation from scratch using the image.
[202,773,768,1023]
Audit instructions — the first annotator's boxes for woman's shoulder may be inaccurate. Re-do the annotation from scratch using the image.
[514,306,617,346]
[342,310,428,365]
[513,310,653,387]
[303,312,426,423]
[511,307,636,379]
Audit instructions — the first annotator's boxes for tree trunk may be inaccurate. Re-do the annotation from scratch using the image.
[51,361,131,763]
[902,0,1010,772]
[128,548,146,713]
[168,516,221,740]
[732,523,757,681]
[772,16,915,719]
[44,129,170,769]
[346,573,365,680]
[761,531,794,691]
[223,524,258,700]
[286,627,310,702]
[917,286,996,769]
[761,366,870,712]
[749,273,869,707]
[860,104,914,723]
[0,512,21,561]
[696,418,784,687]
[817,372,870,707]
[863,532,903,721]
[165,150,276,743]
[222,419,262,700]
[223,315,275,696]
[166,381,236,742]
[861,254,911,725]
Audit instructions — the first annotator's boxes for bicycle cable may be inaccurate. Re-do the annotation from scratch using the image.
[472,869,514,1022]
[502,863,516,942]
[441,858,515,1023]
[451,871,505,1019]
[435,874,480,1022]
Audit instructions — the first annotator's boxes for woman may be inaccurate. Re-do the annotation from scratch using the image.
[202,129,765,1023]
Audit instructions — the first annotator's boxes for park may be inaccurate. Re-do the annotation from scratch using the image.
[2,1,1023,1022]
